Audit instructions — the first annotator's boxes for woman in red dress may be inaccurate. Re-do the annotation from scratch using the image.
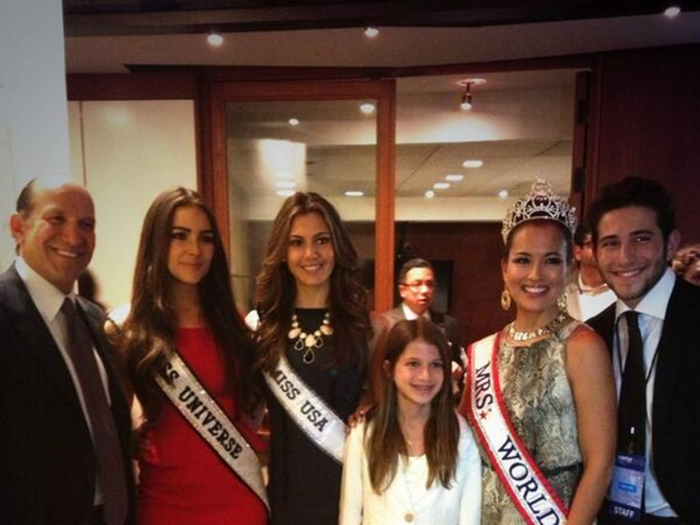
[120,187,267,525]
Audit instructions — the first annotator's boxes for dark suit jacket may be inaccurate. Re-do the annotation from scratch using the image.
[0,266,134,525]
[588,278,700,523]
[383,305,464,363]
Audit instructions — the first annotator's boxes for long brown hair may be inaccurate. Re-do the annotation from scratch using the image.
[120,187,261,423]
[255,192,371,371]
[366,318,459,492]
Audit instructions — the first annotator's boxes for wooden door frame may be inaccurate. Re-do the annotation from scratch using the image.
[202,78,397,312]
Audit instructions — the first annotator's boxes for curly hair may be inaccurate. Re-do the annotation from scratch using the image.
[255,192,371,371]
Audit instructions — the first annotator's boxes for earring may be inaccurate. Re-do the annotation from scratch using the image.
[500,289,511,311]
[557,293,568,313]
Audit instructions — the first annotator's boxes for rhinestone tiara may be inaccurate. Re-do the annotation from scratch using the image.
[501,178,578,244]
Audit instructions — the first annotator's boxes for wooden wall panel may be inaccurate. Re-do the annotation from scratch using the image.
[591,45,700,243]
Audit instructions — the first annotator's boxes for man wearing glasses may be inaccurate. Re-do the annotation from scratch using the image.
[382,258,463,365]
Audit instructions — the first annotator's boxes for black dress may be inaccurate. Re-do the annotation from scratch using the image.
[267,308,365,525]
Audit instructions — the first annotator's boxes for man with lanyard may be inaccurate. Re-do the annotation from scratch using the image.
[566,222,616,321]
[0,176,133,525]
[588,176,699,525]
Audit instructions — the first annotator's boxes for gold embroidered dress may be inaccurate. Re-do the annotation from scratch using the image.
[479,318,583,524]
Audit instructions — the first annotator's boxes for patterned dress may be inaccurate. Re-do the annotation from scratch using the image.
[472,318,583,524]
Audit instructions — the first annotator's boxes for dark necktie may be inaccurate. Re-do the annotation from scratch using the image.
[617,311,646,457]
[61,298,128,525]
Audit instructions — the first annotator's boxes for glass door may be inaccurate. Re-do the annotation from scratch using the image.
[205,80,396,314]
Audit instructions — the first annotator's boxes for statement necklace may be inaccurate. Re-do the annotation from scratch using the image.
[287,311,333,364]
[507,311,568,343]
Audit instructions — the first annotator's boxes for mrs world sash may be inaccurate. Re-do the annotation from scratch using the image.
[264,355,347,463]
[465,333,569,525]
[157,353,269,512]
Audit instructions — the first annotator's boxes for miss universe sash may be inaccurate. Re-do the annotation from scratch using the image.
[264,354,347,464]
[157,353,270,512]
[465,333,569,525]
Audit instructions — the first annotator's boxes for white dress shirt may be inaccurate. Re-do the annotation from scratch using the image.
[613,267,677,517]
[401,302,431,321]
[339,414,481,525]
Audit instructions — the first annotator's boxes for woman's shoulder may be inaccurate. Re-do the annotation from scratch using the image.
[456,412,477,446]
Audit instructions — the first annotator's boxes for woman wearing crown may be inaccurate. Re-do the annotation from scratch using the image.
[458,179,617,524]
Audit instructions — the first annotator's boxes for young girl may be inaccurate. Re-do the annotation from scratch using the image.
[120,187,268,525]
[340,318,481,525]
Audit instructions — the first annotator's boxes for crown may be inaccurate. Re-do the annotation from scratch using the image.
[501,178,577,244]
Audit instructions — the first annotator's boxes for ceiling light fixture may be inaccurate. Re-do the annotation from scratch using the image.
[344,190,365,197]
[445,174,464,182]
[498,189,509,199]
[424,190,435,199]
[457,78,486,111]
[276,189,295,197]
[288,118,300,126]
[462,159,484,169]
[663,5,681,18]
[364,26,379,38]
[207,32,224,47]
[433,182,451,190]
[360,102,376,115]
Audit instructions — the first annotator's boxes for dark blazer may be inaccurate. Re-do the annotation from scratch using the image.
[588,277,700,524]
[383,305,464,363]
[0,266,134,525]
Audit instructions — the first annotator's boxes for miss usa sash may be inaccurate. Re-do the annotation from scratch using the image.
[264,354,347,464]
[157,353,269,512]
[465,333,569,525]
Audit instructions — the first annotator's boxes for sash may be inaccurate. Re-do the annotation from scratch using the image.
[264,354,347,464]
[465,333,569,525]
[157,353,269,512]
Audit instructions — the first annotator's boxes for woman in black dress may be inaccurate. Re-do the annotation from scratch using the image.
[255,192,372,525]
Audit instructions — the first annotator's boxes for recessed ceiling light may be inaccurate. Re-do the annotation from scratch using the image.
[276,181,297,189]
[433,182,450,190]
[498,189,509,199]
[344,190,364,197]
[424,190,435,199]
[364,26,379,38]
[275,171,294,179]
[276,189,295,197]
[360,102,376,114]
[664,6,681,18]
[288,118,300,126]
[445,174,464,182]
[462,160,484,169]
[207,32,224,47]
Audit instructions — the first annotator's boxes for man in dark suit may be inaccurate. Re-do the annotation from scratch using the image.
[383,258,463,364]
[587,176,699,525]
[0,177,134,525]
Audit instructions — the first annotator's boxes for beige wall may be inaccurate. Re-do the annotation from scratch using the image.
[69,100,197,310]
[0,0,70,269]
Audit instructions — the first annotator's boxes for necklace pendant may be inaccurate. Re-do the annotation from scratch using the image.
[288,327,302,339]
[302,349,316,364]
[404,512,414,522]
[304,333,317,348]
[320,324,333,336]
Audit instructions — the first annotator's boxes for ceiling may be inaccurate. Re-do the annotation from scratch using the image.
[61,1,700,220]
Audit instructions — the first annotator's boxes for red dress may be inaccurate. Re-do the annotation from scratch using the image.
[137,327,268,525]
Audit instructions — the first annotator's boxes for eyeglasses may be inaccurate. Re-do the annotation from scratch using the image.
[402,280,436,291]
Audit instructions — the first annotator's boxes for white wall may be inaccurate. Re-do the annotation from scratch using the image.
[69,100,197,310]
[0,0,71,268]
